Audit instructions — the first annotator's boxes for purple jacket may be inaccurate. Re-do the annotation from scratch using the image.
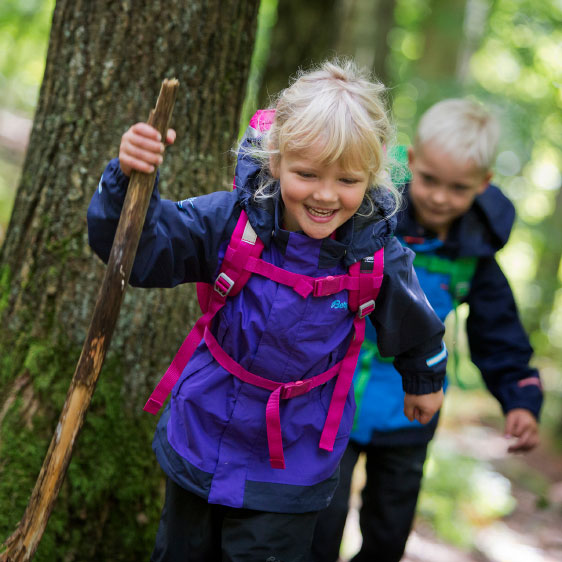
[87,155,446,513]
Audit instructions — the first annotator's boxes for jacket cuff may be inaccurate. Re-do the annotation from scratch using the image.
[401,373,445,395]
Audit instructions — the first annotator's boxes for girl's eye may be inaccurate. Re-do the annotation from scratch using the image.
[421,173,436,184]
[340,177,360,185]
[297,171,315,178]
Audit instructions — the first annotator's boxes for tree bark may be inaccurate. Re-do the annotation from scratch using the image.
[0,1,259,560]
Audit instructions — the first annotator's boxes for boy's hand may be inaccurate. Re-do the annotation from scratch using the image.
[404,389,444,425]
[119,122,176,177]
[504,408,539,453]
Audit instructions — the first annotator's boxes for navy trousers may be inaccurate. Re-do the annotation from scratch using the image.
[151,478,319,562]
[311,440,428,562]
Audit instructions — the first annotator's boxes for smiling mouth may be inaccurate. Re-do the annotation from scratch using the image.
[305,206,337,217]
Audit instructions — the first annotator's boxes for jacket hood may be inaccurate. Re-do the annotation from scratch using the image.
[397,182,515,258]
[233,145,397,266]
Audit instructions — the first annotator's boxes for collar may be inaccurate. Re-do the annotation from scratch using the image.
[396,183,515,258]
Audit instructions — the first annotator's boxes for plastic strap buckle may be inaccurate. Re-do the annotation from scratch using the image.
[281,379,313,399]
[214,272,235,298]
[313,276,342,297]
[357,299,375,318]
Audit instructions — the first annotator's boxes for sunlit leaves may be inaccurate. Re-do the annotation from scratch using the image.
[0,0,54,114]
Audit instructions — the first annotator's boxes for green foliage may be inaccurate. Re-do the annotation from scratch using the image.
[418,442,516,549]
[0,264,10,315]
[0,0,55,114]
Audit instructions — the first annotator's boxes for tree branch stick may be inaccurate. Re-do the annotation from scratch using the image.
[1,78,179,562]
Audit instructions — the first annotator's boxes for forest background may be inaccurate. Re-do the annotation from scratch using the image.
[0,0,561,560]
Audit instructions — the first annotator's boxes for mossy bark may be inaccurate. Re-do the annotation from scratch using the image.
[0,0,259,559]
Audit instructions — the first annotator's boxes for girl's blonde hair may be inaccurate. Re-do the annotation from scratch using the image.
[243,59,401,218]
[415,98,500,171]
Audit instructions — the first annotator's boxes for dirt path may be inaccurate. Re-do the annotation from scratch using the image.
[339,388,562,562]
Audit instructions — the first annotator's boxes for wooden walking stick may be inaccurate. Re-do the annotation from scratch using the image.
[1,78,179,562]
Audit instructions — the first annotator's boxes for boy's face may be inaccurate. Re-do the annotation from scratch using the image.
[408,144,491,239]
[271,146,369,239]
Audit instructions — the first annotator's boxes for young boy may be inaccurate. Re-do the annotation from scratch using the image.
[311,99,543,562]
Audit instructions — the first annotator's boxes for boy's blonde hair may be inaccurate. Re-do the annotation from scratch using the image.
[415,98,500,171]
[244,59,400,218]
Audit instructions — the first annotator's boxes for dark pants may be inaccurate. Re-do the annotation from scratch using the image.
[151,479,319,562]
[311,441,428,562]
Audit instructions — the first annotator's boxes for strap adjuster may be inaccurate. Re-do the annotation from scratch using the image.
[281,379,313,399]
[214,272,235,298]
[357,299,375,318]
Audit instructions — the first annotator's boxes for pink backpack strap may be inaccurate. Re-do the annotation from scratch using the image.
[143,210,263,414]
[348,248,384,314]
[318,247,385,452]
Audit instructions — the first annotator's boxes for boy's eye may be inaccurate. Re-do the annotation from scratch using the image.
[340,177,360,185]
[296,171,315,179]
[452,183,470,192]
[421,173,436,184]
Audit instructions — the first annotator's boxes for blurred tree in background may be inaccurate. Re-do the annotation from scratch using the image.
[0,0,259,559]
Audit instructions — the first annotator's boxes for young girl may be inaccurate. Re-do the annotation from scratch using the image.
[88,60,446,562]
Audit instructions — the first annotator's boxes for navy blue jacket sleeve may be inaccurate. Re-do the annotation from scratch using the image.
[371,237,447,395]
[466,257,543,418]
[87,158,239,287]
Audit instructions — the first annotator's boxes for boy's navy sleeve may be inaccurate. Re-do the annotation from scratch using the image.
[371,237,447,395]
[466,257,543,418]
[87,158,238,287]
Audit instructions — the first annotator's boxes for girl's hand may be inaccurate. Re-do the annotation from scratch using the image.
[119,122,176,177]
[504,408,539,453]
[404,389,444,425]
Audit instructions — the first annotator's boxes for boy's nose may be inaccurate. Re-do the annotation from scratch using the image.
[431,187,448,205]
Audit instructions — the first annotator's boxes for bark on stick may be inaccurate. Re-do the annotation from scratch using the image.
[1,78,179,562]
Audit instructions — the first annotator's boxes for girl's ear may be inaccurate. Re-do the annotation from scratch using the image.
[269,155,280,179]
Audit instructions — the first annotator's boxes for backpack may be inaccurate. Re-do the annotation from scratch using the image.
[143,109,385,469]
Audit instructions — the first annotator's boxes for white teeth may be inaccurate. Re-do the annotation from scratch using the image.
[307,206,336,217]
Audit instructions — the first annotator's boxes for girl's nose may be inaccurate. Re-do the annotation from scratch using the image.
[313,180,338,202]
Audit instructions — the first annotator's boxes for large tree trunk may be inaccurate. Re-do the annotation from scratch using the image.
[0,1,259,560]
[335,0,396,85]
[417,0,468,81]
[257,0,342,106]
[257,0,395,109]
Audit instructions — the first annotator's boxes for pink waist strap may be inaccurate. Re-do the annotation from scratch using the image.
[204,315,365,469]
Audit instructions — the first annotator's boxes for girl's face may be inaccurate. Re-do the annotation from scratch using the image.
[271,146,369,239]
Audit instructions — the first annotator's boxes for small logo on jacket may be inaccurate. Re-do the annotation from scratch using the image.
[331,299,348,310]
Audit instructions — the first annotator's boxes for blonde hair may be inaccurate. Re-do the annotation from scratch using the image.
[415,98,500,171]
[243,59,401,218]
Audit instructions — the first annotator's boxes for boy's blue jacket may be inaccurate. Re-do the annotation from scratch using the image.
[351,183,543,447]
[87,155,446,513]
